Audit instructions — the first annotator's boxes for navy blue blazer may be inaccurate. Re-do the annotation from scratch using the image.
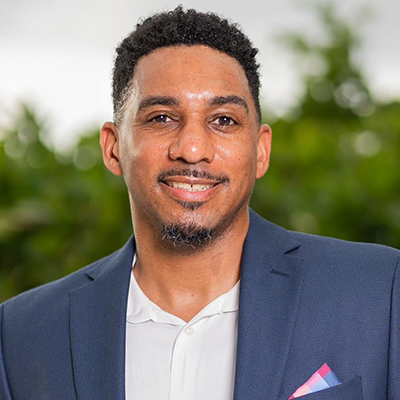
[1,210,399,399]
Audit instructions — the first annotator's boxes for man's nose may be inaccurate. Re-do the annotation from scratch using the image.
[168,119,215,164]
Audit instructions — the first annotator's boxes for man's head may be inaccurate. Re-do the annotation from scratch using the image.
[112,6,262,125]
[101,8,271,252]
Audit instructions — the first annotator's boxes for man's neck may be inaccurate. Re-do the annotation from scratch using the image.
[132,213,249,322]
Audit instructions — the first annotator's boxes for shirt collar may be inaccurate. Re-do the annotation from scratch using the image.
[127,253,240,326]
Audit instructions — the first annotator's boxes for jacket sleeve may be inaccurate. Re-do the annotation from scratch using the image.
[0,304,13,400]
[388,255,400,399]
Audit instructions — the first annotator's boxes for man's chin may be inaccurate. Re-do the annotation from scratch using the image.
[161,222,214,251]
[156,199,248,252]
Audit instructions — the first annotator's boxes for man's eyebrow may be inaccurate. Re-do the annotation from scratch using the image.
[209,95,249,114]
[137,96,180,112]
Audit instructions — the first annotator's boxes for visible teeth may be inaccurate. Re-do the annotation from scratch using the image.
[168,182,215,191]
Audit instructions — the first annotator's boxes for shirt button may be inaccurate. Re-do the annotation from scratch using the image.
[183,325,194,336]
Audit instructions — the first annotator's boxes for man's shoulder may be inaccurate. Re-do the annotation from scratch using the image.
[3,260,94,311]
[293,228,400,259]
[1,238,133,318]
[250,210,400,274]
[0,237,134,385]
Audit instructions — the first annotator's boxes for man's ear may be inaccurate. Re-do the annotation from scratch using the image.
[256,124,272,179]
[100,122,123,176]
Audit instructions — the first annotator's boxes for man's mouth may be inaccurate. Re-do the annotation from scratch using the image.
[164,181,218,192]
[158,169,228,202]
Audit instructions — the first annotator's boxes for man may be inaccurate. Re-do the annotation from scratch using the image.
[0,7,399,400]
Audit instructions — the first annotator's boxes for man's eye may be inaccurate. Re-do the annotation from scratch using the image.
[215,116,235,126]
[150,115,172,123]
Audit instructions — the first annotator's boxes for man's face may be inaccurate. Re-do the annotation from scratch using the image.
[101,45,271,249]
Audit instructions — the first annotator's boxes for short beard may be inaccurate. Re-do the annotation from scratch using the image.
[161,223,214,250]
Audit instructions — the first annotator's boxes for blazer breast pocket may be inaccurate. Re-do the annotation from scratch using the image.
[289,376,363,399]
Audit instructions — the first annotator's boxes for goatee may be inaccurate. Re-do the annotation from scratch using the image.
[161,223,214,250]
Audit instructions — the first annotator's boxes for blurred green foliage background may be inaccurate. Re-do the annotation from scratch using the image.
[1,5,399,302]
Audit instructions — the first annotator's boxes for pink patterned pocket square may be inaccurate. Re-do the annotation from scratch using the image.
[288,363,341,399]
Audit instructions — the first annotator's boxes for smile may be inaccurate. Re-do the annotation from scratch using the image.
[165,182,217,192]
[160,176,223,203]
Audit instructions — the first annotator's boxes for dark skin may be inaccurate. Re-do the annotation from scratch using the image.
[101,45,272,322]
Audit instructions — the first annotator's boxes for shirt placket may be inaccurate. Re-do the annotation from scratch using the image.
[168,316,209,400]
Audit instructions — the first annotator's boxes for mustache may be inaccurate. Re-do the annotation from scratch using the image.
[158,169,229,183]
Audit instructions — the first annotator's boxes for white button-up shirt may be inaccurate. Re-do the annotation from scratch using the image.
[125,257,239,400]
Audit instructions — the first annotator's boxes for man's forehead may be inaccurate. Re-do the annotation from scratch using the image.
[130,45,253,105]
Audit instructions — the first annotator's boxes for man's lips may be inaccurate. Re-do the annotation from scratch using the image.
[162,177,220,192]
[160,176,223,201]
[158,170,229,202]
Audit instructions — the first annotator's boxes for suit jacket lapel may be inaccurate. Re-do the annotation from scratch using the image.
[234,211,305,400]
[69,237,135,400]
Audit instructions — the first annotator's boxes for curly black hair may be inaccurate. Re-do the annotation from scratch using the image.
[112,6,261,124]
